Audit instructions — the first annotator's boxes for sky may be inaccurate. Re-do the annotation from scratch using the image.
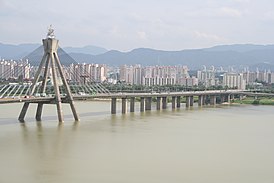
[1,0,274,51]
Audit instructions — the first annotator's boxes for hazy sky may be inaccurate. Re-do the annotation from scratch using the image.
[1,0,274,51]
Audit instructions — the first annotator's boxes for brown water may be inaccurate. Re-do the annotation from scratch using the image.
[0,101,274,183]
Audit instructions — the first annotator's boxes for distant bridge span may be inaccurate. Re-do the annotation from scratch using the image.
[1,90,273,104]
[1,90,273,122]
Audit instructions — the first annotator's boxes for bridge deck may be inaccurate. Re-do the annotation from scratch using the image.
[1,90,273,104]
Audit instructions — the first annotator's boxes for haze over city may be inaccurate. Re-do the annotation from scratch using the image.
[1,0,274,51]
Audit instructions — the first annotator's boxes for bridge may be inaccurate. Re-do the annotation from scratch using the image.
[1,28,274,122]
[1,87,273,121]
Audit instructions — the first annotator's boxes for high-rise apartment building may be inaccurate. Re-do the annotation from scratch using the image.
[223,73,246,90]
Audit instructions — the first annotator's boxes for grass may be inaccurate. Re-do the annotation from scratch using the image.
[232,97,274,105]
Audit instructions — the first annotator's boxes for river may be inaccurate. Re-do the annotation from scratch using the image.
[0,101,274,183]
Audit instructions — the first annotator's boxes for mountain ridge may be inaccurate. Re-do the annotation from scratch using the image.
[0,42,108,59]
[1,43,274,70]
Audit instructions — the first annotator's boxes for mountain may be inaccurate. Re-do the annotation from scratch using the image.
[2,43,274,70]
[0,43,108,60]
[88,45,274,69]
[63,45,108,55]
[68,52,93,63]
[0,43,40,59]
[204,44,274,52]
[22,46,77,66]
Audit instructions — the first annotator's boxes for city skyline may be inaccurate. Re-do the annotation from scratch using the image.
[1,0,274,51]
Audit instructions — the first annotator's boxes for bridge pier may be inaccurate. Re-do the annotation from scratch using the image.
[227,95,231,103]
[205,95,208,105]
[18,102,30,122]
[111,98,117,114]
[186,96,190,108]
[35,103,44,121]
[162,97,167,109]
[145,97,152,111]
[172,96,176,109]
[176,96,181,108]
[121,98,127,114]
[210,95,216,105]
[130,97,135,112]
[198,95,203,106]
[231,94,235,101]
[140,97,145,112]
[156,97,161,110]
[220,95,225,103]
[190,96,194,107]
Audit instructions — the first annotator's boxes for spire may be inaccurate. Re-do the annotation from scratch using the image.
[46,25,55,39]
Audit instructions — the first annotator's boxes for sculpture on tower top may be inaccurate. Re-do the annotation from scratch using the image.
[47,25,55,39]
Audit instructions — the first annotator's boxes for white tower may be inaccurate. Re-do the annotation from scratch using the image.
[18,26,79,122]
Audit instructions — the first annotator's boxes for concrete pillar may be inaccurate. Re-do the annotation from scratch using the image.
[130,97,135,112]
[227,95,231,103]
[186,96,190,108]
[156,97,161,110]
[145,97,152,111]
[50,52,64,123]
[176,96,181,108]
[55,53,79,121]
[18,102,30,122]
[35,103,43,121]
[140,97,145,112]
[121,98,127,114]
[220,95,225,103]
[210,95,216,105]
[111,98,117,114]
[198,95,203,106]
[69,101,79,121]
[172,96,176,109]
[190,96,194,107]
[203,95,207,105]
[239,94,243,100]
[162,97,167,109]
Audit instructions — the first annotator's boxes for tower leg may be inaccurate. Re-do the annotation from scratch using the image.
[54,52,79,121]
[18,102,30,122]
[40,56,51,93]
[70,101,80,121]
[56,101,64,122]
[29,54,48,95]
[50,52,64,123]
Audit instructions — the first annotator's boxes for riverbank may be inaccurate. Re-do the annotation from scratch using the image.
[232,97,274,105]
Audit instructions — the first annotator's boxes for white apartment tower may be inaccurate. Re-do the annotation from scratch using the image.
[223,73,246,90]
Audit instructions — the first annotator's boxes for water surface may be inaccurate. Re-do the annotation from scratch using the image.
[0,102,274,183]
